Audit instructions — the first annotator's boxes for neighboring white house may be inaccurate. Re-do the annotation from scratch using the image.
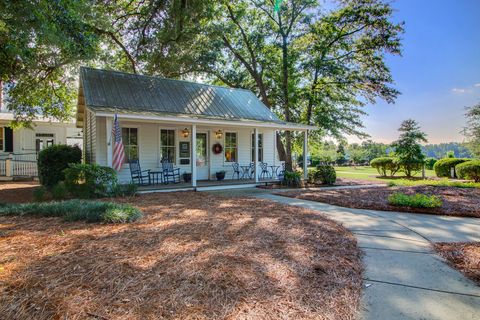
[0,111,82,179]
[76,67,314,190]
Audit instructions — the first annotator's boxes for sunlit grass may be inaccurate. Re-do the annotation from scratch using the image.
[333,166,480,188]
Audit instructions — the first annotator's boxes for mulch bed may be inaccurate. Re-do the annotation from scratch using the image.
[0,182,39,203]
[276,186,480,218]
[0,192,363,320]
[435,242,480,285]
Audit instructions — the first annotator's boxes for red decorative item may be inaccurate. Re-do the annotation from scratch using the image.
[212,143,223,154]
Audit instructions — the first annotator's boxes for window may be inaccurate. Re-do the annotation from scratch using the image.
[35,133,55,152]
[251,133,263,162]
[224,132,237,162]
[122,128,138,161]
[160,129,176,162]
[0,127,3,151]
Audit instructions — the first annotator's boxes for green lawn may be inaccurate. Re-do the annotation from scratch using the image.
[333,166,480,188]
[334,166,435,182]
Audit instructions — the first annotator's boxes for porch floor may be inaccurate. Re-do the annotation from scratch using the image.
[137,178,279,193]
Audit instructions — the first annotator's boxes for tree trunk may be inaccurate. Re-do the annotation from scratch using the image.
[281,34,293,171]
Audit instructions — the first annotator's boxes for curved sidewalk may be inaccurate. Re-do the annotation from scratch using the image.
[254,192,480,320]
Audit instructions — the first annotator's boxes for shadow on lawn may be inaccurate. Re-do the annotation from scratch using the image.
[0,192,363,320]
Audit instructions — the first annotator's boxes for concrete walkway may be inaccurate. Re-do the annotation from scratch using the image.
[210,188,480,319]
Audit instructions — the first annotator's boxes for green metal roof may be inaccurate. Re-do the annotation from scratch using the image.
[79,67,281,123]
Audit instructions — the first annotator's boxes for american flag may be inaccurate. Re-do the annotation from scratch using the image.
[112,114,125,171]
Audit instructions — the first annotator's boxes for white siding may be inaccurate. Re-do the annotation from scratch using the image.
[91,117,280,183]
[0,121,81,161]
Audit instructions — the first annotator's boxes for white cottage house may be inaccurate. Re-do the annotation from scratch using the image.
[76,67,314,191]
[0,112,82,179]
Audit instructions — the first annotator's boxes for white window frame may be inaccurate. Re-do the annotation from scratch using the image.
[251,132,263,162]
[121,127,139,162]
[160,128,176,164]
[224,131,238,163]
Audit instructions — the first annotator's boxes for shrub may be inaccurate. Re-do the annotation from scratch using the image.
[37,145,82,187]
[64,163,117,198]
[308,165,336,185]
[388,192,442,208]
[456,160,480,182]
[370,157,400,177]
[282,171,302,187]
[424,157,437,170]
[33,186,47,202]
[396,158,424,178]
[433,158,470,178]
[111,182,138,197]
[0,200,142,223]
[51,182,68,200]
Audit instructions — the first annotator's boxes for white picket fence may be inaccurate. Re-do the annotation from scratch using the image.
[0,159,5,176]
[0,153,38,178]
[12,160,38,177]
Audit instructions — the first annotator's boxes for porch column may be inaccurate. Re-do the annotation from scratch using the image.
[254,128,259,183]
[106,117,113,168]
[303,130,308,180]
[191,124,197,187]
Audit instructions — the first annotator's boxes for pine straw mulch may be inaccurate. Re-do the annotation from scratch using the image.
[435,242,480,285]
[0,192,363,320]
[276,186,480,218]
[0,181,39,203]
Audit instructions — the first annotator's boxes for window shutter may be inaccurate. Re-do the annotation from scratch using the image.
[4,127,13,152]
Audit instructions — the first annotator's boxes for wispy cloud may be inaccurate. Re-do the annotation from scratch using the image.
[451,88,469,94]
[475,83,480,87]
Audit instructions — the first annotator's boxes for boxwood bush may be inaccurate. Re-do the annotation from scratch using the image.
[64,163,117,198]
[282,171,302,187]
[37,145,82,187]
[370,157,400,177]
[0,200,142,223]
[433,158,470,178]
[456,160,480,182]
[308,165,336,185]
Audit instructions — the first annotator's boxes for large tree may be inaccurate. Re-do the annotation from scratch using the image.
[463,103,480,158]
[0,0,102,125]
[1,0,403,169]
[140,0,403,169]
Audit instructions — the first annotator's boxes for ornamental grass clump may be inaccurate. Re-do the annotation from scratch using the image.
[0,200,142,223]
[388,192,442,208]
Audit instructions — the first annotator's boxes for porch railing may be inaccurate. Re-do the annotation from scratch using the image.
[12,160,38,177]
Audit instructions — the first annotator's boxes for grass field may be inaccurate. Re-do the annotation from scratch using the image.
[333,166,480,188]
[334,166,435,182]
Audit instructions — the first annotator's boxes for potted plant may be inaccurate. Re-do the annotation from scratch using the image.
[215,170,226,181]
[183,172,192,183]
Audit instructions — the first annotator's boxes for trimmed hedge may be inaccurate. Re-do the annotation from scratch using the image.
[433,158,470,178]
[308,165,336,185]
[370,157,399,177]
[456,160,480,182]
[64,163,117,198]
[37,145,82,187]
[0,200,142,223]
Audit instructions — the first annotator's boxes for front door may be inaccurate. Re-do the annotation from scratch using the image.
[196,132,209,180]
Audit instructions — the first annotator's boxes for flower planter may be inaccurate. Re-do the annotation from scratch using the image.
[215,171,226,181]
[183,173,192,183]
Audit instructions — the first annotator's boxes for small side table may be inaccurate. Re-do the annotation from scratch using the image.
[149,171,163,185]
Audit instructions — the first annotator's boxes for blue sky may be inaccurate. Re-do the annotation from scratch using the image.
[349,0,480,144]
